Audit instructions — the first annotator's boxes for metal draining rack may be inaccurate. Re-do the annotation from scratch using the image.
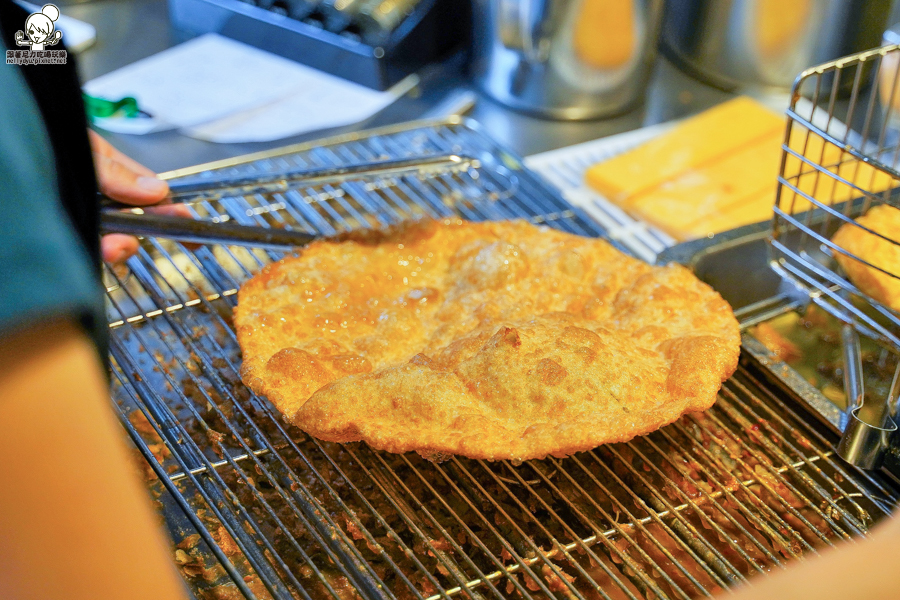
[108,118,899,600]
[772,44,900,350]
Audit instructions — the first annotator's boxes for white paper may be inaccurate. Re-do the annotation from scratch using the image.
[83,33,412,143]
[184,73,417,143]
[84,34,323,130]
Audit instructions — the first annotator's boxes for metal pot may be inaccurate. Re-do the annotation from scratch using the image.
[471,0,663,119]
[661,0,894,90]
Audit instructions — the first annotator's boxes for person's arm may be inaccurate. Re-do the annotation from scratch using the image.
[0,317,188,600]
[725,513,900,600]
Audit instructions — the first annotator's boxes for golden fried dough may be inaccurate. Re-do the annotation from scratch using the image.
[832,204,900,311]
[235,219,740,460]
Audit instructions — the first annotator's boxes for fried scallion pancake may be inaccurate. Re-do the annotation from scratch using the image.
[235,219,740,460]
[832,204,900,312]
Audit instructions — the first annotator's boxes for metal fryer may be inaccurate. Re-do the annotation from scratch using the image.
[107,118,898,600]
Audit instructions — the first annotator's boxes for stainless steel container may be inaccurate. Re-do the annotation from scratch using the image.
[661,0,894,90]
[471,0,663,119]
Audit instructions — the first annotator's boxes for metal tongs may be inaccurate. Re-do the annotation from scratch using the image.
[99,154,478,251]
[836,324,900,469]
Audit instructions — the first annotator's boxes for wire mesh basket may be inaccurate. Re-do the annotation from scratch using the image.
[770,44,900,353]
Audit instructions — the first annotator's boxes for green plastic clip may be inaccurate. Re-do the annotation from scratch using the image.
[83,94,142,119]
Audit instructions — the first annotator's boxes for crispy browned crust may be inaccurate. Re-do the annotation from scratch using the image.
[832,205,900,312]
[235,218,740,460]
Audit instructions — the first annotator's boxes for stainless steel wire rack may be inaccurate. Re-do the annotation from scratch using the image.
[108,118,899,600]
[771,44,900,352]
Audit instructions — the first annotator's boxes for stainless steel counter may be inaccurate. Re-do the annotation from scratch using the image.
[63,0,733,173]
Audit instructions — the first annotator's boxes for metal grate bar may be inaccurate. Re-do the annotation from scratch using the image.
[352,457,485,600]
[668,417,808,560]
[634,433,782,576]
[568,450,711,599]
[421,448,857,600]
[737,366,899,511]
[722,377,868,536]
[108,272,386,600]
[682,409,835,550]
[411,455,565,598]
[110,339,301,600]
[112,367,262,600]
[469,458,641,600]
[368,448,535,598]
[168,447,271,482]
[162,409,874,599]
[601,443,745,586]
[540,452,705,599]
[490,460,643,600]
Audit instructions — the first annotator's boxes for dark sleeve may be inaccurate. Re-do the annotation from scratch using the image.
[0,26,106,357]
[0,0,107,360]
[0,0,101,269]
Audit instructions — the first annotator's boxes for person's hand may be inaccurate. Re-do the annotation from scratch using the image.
[89,130,191,263]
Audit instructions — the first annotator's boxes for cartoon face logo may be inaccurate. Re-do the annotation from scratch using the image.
[26,12,55,44]
[15,4,63,51]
